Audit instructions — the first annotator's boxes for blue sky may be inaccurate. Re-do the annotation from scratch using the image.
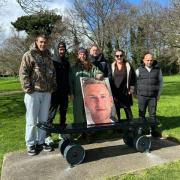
[0,0,170,45]
[129,0,170,6]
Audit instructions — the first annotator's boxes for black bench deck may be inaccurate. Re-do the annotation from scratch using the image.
[37,119,156,134]
[37,119,157,166]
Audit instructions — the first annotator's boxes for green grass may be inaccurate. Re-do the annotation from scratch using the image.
[0,75,180,178]
[0,77,22,92]
[107,161,180,180]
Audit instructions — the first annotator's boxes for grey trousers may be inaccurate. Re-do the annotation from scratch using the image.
[24,92,51,148]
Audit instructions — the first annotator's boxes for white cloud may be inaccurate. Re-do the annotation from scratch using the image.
[0,0,73,45]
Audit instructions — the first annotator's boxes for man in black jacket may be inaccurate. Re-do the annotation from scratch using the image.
[45,42,70,145]
[89,45,111,78]
[136,53,163,137]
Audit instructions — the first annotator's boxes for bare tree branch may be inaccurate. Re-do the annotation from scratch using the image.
[16,0,51,14]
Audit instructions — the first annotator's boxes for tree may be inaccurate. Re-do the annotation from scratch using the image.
[11,10,62,36]
[16,0,51,14]
[73,0,124,51]
[0,34,28,75]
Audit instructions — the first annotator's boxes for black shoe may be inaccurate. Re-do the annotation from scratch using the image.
[27,145,37,156]
[43,143,53,152]
[36,143,53,152]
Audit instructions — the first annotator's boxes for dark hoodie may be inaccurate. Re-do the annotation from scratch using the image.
[89,53,111,78]
[53,49,70,95]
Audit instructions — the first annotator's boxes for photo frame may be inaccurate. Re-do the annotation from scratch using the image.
[81,77,117,125]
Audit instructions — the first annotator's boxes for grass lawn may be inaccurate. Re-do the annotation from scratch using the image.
[0,77,21,93]
[0,75,180,179]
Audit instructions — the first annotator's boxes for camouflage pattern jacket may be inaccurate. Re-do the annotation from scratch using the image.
[19,43,57,93]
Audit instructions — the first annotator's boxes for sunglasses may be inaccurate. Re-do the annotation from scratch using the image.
[115,54,123,58]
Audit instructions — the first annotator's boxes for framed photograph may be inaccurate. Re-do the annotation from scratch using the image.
[81,77,117,125]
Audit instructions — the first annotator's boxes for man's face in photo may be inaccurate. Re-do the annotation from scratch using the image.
[84,83,113,124]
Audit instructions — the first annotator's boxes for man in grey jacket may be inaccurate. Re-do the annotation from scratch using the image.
[19,34,57,155]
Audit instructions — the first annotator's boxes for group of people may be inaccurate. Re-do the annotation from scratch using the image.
[19,34,163,156]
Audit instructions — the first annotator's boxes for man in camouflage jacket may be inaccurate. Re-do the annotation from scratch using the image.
[19,34,56,156]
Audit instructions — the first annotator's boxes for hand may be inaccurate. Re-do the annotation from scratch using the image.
[26,88,33,94]
[95,73,103,80]
[128,90,134,95]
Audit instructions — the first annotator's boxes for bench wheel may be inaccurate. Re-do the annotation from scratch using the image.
[134,135,151,152]
[59,139,71,155]
[64,143,85,166]
[123,133,134,147]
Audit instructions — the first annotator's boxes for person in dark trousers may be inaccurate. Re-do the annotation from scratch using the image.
[45,42,70,145]
[89,44,111,78]
[136,52,163,137]
[111,49,136,121]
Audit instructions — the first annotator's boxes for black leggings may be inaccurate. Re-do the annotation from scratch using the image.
[115,101,133,121]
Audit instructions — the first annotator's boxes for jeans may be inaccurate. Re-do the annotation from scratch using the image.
[138,95,157,121]
[24,92,51,148]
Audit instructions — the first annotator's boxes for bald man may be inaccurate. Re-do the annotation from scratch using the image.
[136,53,163,137]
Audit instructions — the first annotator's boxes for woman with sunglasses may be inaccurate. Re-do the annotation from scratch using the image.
[111,49,136,121]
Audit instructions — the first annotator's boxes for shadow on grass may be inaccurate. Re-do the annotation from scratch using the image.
[157,116,180,143]
[157,116,180,131]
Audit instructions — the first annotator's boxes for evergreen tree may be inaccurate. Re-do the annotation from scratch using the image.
[11,10,61,37]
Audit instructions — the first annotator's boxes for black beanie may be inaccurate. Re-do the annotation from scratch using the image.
[58,42,66,50]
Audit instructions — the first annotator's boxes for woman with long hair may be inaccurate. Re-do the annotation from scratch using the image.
[70,48,103,123]
[111,49,136,121]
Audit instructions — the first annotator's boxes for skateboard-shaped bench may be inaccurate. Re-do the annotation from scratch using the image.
[37,119,157,166]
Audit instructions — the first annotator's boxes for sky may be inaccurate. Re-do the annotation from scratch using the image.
[129,0,170,6]
[0,0,170,45]
[0,0,73,45]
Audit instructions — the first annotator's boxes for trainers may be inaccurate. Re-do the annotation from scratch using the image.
[59,134,63,140]
[43,143,53,152]
[45,136,54,146]
[27,145,37,156]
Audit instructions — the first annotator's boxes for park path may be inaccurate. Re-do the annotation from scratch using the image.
[1,137,180,180]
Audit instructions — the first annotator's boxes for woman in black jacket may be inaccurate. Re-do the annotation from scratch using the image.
[111,49,136,121]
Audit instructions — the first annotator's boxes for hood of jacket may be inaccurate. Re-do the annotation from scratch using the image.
[29,42,51,57]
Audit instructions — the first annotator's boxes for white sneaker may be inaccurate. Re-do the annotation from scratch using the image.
[45,136,54,146]
[59,134,63,140]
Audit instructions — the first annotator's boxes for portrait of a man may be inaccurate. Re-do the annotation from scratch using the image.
[81,77,116,125]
